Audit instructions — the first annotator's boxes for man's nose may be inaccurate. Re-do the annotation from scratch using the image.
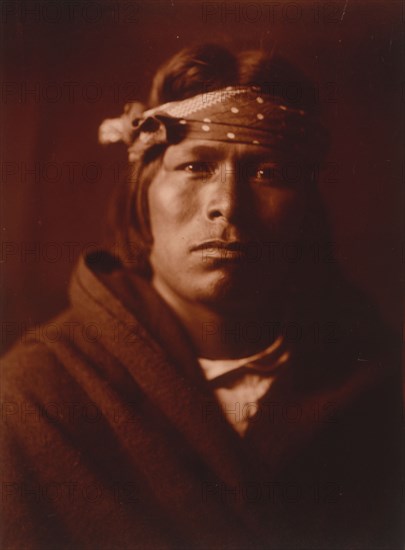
[205,162,248,223]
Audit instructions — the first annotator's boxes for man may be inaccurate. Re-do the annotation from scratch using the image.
[1,44,402,549]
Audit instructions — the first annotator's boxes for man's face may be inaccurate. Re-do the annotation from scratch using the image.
[147,139,308,309]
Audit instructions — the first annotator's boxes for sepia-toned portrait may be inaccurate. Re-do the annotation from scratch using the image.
[1,1,403,549]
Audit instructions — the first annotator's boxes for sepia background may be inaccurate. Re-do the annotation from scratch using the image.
[1,0,403,350]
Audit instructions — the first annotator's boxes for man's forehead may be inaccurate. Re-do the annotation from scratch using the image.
[163,139,276,163]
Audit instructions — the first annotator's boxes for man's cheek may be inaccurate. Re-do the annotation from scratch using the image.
[149,177,185,219]
[270,200,305,233]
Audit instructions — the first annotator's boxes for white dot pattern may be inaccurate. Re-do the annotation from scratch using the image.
[144,87,248,119]
[129,86,324,159]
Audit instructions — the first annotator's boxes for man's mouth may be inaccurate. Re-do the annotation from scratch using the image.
[190,239,252,250]
[190,240,253,261]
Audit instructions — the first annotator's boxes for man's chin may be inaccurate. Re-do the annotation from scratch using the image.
[186,266,270,306]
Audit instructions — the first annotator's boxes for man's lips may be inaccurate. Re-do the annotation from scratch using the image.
[189,240,257,264]
[190,240,252,253]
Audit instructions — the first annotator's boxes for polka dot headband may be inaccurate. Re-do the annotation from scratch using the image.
[99,86,328,162]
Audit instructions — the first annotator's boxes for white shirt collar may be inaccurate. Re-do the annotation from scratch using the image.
[198,335,290,381]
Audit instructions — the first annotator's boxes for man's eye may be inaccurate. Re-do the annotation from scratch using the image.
[255,168,273,180]
[252,166,278,182]
[179,162,217,176]
[251,165,290,187]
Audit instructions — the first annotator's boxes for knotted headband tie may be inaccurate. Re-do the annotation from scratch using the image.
[99,86,328,162]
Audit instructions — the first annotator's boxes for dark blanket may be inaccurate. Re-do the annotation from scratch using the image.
[1,252,403,550]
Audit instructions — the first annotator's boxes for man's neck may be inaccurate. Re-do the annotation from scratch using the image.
[152,277,285,360]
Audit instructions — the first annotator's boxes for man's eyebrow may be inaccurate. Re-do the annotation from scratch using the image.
[175,145,224,158]
[185,145,282,162]
[184,145,272,160]
[166,143,279,163]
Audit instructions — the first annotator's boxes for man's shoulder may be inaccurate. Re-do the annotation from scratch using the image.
[1,309,87,405]
[0,304,152,432]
